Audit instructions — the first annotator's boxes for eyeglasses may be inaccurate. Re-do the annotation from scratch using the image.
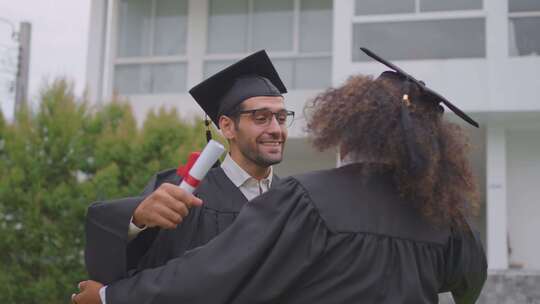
[236,108,295,127]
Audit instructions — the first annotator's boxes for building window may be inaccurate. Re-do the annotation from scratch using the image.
[205,0,332,90]
[509,0,540,57]
[114,0,188,94]
[352,0,485,61]
[355,0,482,15]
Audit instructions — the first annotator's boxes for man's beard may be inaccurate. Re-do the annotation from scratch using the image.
[239,141,284,168]
[251,150,283,167]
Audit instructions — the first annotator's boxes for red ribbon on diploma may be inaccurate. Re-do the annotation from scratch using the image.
[176,152,201,184]
[183,174,201,188]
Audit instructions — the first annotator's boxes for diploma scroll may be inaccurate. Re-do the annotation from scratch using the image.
[179,139,225,193]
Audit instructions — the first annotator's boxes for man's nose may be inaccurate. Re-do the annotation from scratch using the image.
[266,115,283,134]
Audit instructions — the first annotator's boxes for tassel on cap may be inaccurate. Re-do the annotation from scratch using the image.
[205,116,212,143]
[399,80,426,177]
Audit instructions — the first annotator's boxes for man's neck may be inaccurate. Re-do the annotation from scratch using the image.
[229,153,271,180]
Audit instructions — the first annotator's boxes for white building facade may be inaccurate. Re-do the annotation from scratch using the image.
[86,0,540,276]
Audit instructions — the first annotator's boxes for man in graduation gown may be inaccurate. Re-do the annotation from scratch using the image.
[74,48,486,304]
[80,50,295,301]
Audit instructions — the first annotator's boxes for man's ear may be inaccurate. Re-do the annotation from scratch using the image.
[219,116,236,140]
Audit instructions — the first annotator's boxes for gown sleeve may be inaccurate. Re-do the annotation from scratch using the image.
[105,177,329,304]
[442,216,488,304]
[84,170,175,284]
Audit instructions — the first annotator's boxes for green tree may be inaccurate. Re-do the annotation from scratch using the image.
[0,79,210,303]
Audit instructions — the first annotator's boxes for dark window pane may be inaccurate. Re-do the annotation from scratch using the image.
[509,17,540,56]
[114,63,186,94]
[300,0,332,53]
[205,57,331,90]
[152,63,187,93]
[154,0,188,56]
[509,0,540,12]
[117,0,152,57]
[420,0,482,12]
[114,64,151,94]
[353,18,486,61]
[252,0,294,51]
[207,0,249,53]
[355,0,415,16]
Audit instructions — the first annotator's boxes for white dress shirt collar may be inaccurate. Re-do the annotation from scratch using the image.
[221,153,273,201]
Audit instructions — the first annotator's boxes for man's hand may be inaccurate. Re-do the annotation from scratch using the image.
[133,182,203,229]
[72,280,103,304]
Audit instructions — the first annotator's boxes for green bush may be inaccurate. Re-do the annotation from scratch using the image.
[0,79,211,303]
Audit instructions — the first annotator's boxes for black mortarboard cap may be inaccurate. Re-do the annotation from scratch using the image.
[189,50,287,128]
[360,47,479,128]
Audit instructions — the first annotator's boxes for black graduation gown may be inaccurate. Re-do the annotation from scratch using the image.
[85,167,279,285]
[105,163,487,304]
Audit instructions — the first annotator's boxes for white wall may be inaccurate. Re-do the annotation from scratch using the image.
[500,58,540,111]
[86,0,108,104]
[486,126,509,269]
[507,129,540,269]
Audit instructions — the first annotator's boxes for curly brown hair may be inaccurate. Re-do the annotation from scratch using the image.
[305,74,479,226]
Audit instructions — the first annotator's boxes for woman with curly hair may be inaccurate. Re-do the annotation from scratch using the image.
[80,49,486,304]
[307,68,479,229]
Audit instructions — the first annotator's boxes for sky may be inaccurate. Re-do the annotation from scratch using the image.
[0,0,91,120]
